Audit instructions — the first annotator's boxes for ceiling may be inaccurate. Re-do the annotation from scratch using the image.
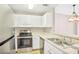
[55,4,79,15]
[9,4,57,15]
[9,4,79,15]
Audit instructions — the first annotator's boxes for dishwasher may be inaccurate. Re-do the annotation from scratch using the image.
[40,37,44,54]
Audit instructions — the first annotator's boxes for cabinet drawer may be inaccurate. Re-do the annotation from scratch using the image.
[44,41,64,54]
[48,43,63,54]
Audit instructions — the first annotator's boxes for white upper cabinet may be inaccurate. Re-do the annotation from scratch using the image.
[42,12,53,27]
[28,15,42,27]
[13,12,54,27]
[14,15,30,27]
[14,14,42,27]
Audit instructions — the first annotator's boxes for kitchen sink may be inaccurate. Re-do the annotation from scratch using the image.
[47,38,71,48]
[47,38,78,53]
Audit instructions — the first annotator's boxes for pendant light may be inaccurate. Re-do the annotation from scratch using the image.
[69,4,79,22]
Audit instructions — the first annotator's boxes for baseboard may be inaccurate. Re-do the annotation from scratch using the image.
[32,48,40,51]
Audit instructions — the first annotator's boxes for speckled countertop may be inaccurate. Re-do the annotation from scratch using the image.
[32,32,78,54]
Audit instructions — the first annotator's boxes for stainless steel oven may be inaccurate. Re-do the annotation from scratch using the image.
[18,38,32,48]
[17,30,32,49]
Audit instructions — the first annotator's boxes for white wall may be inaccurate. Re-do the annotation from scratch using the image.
[77,23,79,35]
[55,13,74,35]
[43,13,75,35]
[0,4,14,53]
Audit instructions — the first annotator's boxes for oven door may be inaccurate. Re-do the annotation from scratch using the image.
[17,38,32,48]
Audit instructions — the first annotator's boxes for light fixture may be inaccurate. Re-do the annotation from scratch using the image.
[69,4,79,22]
[28,4,34,9]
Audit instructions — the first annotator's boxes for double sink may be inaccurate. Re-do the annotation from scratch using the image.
[47,38,74,48]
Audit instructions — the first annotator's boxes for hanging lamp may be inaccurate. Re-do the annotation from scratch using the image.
[69,4,79,22]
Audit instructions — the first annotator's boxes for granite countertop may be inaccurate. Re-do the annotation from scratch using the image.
[37,32,78,54]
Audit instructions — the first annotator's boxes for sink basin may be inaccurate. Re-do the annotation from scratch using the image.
[47,38,70,48]
[47,38,78,53]
[47,38,60,42]
[48,38,62,45]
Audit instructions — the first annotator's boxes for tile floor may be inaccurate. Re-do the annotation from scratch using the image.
[17,48,40,54]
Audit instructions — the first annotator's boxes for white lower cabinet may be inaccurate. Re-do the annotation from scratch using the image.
[32,35,40,49]
[44,41,64,54]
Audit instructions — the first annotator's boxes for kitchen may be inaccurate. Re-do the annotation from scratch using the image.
[0,4,79,54]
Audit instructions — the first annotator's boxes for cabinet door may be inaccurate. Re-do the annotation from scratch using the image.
[23,15,32,26]
[14,15,42,27]
[44,41,55,54]
[14,15,23,27]
[14,15,31,27]
[43,12,53,27]
[32,35,40,49]
[44,41,49,54]
[48,43,64,54]
[29,15,42,27]
[44,41,54,54]
[44,41,64,54]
